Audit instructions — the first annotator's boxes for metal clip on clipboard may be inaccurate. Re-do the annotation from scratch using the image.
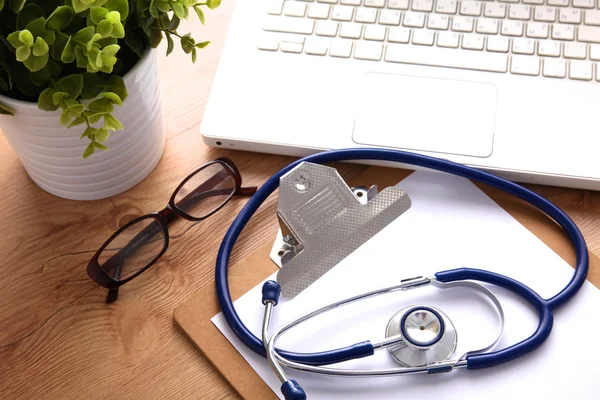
[270,162,412,299]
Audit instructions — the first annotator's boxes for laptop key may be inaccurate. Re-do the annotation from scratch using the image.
[385,44,508,72]
[305,37,330,55]
[569,60,593,80]
[257,35,280,51]
[354,41,384,60]
[329,39,354,57]
[542,58,566,78]
[510,55,540,75]
[266,0,285,15]
[263,15,315,34]
[281,41,304,53]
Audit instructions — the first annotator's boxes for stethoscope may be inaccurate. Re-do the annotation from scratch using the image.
[215,148,589,400]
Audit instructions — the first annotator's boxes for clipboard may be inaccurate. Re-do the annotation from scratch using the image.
[173,167,600,400]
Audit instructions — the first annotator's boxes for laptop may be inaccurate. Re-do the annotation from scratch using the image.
[201,0,600,190]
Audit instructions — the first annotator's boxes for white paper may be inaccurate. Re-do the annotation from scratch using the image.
[212,170,600,399]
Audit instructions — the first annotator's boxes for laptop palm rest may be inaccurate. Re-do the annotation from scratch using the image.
[352,73,498,158]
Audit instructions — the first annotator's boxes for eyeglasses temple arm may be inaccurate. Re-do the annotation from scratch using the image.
[237,186,258,196]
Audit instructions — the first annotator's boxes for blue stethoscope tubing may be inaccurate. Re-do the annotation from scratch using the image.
[215,148,588,370]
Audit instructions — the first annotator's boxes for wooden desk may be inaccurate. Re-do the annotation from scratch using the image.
[1,5,599,399]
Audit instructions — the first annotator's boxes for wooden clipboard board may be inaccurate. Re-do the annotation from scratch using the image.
[174,167,600,400]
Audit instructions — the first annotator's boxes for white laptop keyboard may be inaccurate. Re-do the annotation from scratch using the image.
[258,0,600,81]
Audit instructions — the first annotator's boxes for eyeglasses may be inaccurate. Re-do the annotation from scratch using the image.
[87,157,257,303]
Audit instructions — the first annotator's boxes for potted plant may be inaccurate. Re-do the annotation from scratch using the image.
[0,0,220,200]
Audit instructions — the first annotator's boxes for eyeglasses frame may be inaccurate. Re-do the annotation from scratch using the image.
[87,157,257,301]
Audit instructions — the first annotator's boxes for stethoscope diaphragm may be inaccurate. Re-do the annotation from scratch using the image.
[385,305,458,367]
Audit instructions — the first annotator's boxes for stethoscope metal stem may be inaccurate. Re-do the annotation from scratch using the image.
[263,300,288,383]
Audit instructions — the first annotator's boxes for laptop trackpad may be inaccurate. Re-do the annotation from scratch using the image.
[352,73,497,158]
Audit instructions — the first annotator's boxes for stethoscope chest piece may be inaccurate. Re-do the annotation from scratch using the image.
[385,305,457,367]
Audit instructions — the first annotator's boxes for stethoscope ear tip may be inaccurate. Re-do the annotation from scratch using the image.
[262,280,281,306]
[281,379,306,400]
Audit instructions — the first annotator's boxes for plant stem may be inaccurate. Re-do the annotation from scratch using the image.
[154,27,184,39]
[77,99,91,129]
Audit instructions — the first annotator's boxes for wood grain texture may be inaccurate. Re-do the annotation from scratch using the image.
[0,3,599,399]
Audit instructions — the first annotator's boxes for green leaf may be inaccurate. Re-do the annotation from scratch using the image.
[81,73,104,99]
[24,52,49,72]
[52,91,69,105]
[105,10,120,24]
[47,60,61,77]
[46,6,75,31]
[0,103,14,116]
[75,47,88,68]
[88,98,114,114]
[0,77,8,92]
[159,12,170,29]
[97,37,118,47]
[171,2,185,18]
[191,47,197,63]
[90,7,108,25]
[61,36,75,63]
[167,15,180,31]
[166,32,174,56]
[56,74,84,98]
[195,41,210,49]
[25,18,56,46]
[110,21,124,38]
[7,32,23,49]
[9,0,26,13]
[83,142,95,158]
[180,34,194,54]
[0,0,5,12]
[60,108,75,126]
[150,22,163,48]
[154,0,170,12]
[97,19,113,37]
[104,114,123,131]
[95,127,110,141]
[80,127,98,139]
[74,26,95,44]
[93,141,108,151]
[38,87,59,111]
[104,75,127,101]
[99,56,117,73]
[13,63,43,97]
[104,0,128,20]
[100,91,122,105]
[32,37,48,57]
[16,4,45,31]
[15,46,31,62]
[69,103,85,115]
[29,62,57,86]
[149,4,158,18]
[194,6,205,25]
[86,47,101,69]
[68,116,86,128]
[63,98,78,109]
[18,30,34,47]
[86,33,103,51]
[72,0,109,14]
[207,0,221,10]
[51,36,68,61]
[86,112,104,124]
[123,26,145,57]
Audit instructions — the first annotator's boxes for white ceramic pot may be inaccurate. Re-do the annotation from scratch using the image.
[0,49,165,201]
